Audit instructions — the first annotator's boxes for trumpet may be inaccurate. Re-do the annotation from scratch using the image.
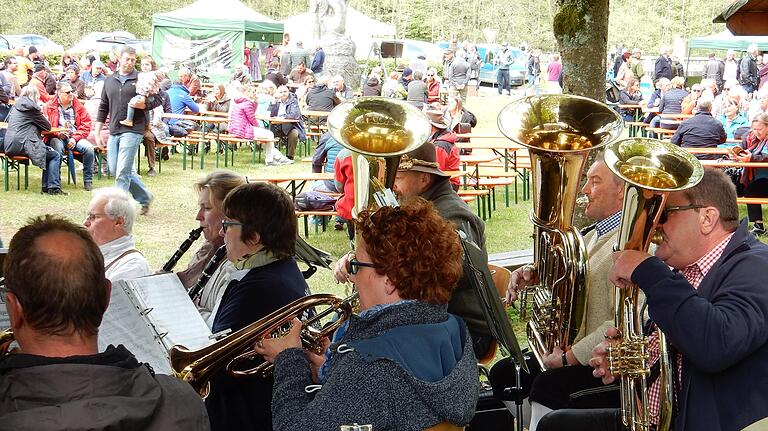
[162,227,203,272]
[170,292,358,398]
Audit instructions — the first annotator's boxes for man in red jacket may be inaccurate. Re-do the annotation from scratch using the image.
[425,110,460,191]
[43,81,95,190]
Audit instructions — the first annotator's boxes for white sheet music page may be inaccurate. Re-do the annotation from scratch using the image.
[125,273,213,351]
[99,282,172,374]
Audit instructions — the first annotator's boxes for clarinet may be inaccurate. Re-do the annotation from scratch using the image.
[189,245,227,301]
[162,227,204,272]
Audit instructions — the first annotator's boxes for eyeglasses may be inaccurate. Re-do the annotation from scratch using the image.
[659,205,705,224]
[85,212,107,221]
[346,258,377,275]
[60,90,73,95]
[221,220,244,233]
[724,87,732,91]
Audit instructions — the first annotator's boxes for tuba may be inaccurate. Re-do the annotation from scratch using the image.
[604,138,703,431]
[327,97,432,218]
[497,94,624,368]
[170,293,357,398]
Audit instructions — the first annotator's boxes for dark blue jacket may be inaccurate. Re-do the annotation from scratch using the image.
[670,112,727,156]
[310,48,324,73]
[655,55,673,81]
[269,93,306,141]
[166,84,199,125]
[207,257,310,431]
[632,220,768,431]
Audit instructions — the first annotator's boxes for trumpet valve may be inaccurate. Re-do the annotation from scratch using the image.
[606,336,650,378]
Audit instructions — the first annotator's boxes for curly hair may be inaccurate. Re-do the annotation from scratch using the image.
[355,199,463,304]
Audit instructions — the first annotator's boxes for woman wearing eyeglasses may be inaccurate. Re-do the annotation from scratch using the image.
[206,182,311,431]
[255,200,480,431]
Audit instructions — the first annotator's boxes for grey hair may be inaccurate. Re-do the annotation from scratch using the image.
[20,84,39,103]
[696,97,713,113]
[92,187,137,234]
[179,66,191,76]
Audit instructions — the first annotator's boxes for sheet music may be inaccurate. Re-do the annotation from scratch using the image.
[122,273,213,351]
[99,283,172,374]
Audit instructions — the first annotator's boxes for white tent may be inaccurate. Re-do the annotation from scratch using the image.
[282,6,396,59]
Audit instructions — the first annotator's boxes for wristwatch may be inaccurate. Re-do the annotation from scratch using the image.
[561,351,569,367]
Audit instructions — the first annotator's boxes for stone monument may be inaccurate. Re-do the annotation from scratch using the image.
[310,0,358,90]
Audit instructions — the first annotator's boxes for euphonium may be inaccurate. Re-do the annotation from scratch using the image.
[170,292,357,398]
[498,94,624,368]
[327,97,432,217]
[604,138,703,431]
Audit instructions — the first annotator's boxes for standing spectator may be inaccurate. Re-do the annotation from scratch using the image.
[311,45,325,75]
[629,48,644,81]
[654,47,673,81]
[467,44,482,93]
[527,50,541,96]
[446,50,470,102]
[740,44,760,95]
[547,53,563,93]
[29,64,52,103]
[671,55,685,78]
[496,43,513,96]
[290,41,312,74]
[406,70,428,106]
[62,66,87,100]
[332,75,354,101]
[723,49,739,83]
[4,85,65,195]
[94,47,156,216]
[268,85,305,161]
[279,49,292,76]
[43,82,95,191]
[612,47,627,78]
[670,98,727,158]
[702,53,723,86]
[180,66,202,97]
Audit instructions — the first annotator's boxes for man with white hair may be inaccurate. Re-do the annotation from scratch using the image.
[83,187,150,282]
[331,74,353,101]
[179,66,201,97]
[723,49,739,83]
[670,97,726,159]
[740,43,760,94]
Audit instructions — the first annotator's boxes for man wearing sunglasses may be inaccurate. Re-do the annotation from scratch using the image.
[43,81,95,191]
[539,169,768,431]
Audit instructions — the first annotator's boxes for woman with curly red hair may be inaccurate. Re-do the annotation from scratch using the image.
[255,199,480,431]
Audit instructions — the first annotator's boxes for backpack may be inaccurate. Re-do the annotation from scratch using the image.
[294,191,337,211]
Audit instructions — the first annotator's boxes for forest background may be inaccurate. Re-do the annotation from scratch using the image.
[0,0,733,53]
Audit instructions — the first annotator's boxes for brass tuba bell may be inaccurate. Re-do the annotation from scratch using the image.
[497,94,624,368]
[327,97,432,217]
[604,138,703,431]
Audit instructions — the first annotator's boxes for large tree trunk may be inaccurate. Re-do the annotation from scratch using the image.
[553,0,610,100]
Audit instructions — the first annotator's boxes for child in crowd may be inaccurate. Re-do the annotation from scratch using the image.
[119,70,163,127]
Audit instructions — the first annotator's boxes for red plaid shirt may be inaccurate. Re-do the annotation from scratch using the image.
[646,233,733,423]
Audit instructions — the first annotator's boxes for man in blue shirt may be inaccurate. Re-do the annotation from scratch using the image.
[167,79,200,133]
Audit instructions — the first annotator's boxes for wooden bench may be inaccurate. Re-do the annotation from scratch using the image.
[295,210,340,238]
[458,189,492,220]
[217,135,279,166]
[0,153,29,191]
[737,197,768,206]
[169,136,207,170]
[488,249,534,271]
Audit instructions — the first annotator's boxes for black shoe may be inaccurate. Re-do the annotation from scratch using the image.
[41,188,48,194]
[47,189,69,196]
[84,182,93,192]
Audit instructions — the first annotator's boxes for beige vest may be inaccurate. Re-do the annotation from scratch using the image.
[570,228,620,365]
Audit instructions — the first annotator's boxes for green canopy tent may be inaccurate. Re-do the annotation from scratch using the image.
[151,0,283,81]
[689,30,768,52]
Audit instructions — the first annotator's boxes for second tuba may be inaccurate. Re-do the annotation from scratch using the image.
[604,138,703,431]
[498,94,624,368]
[327,97,432,217]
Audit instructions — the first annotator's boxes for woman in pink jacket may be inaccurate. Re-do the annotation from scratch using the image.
[228,85,291,166]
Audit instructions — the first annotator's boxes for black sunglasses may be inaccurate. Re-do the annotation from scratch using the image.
[659,205,704,224]
[346,258,377,275]
[221,220,244,233]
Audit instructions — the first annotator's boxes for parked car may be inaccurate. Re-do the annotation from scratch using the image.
[4,34,63,52]
[437,41,528,86]
[0,35,11,51]
[70,31,136,53]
